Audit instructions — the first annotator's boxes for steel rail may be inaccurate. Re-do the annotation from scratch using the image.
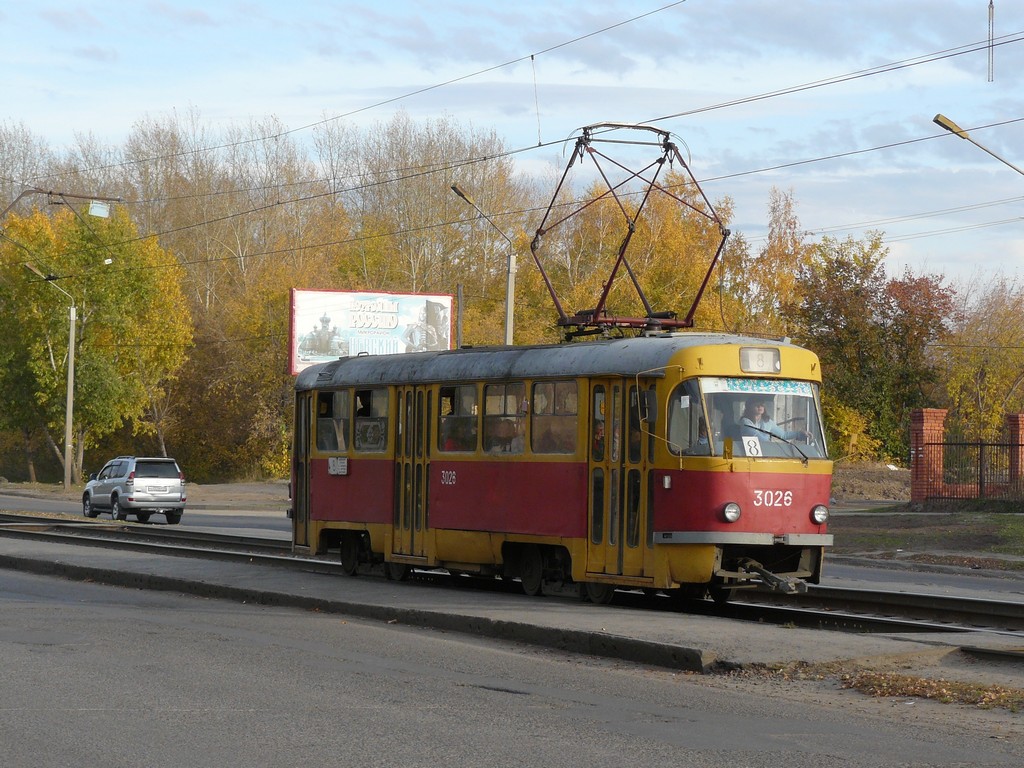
[1,513,1021,640]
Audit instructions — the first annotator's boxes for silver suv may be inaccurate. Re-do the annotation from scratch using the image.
[83,456,186,524]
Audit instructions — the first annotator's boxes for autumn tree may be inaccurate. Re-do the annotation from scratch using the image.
[731,188,813,335]
[520,164,742,339]
[785,233,954,461]
[942,276,1024,441]
[0,207,191,481]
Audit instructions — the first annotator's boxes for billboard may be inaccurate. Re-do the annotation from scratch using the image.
[289,289,453,374]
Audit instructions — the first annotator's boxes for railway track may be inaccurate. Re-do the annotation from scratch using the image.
[1,512,1022,642]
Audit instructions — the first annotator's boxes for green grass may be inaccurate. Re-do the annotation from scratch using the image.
[830,511,1024,565]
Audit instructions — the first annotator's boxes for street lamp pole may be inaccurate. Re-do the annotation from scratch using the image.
[933,114,1024,178]
[451,183,516,346]
[25,264,76,492]
[3,187,118,491]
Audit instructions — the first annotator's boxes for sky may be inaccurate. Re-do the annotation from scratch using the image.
[3,0,1023,288]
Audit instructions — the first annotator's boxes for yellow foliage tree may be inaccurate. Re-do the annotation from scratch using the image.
[942,276,1024,441]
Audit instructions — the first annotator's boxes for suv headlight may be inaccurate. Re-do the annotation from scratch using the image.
[722,502,742,523]
[811,505,829,524]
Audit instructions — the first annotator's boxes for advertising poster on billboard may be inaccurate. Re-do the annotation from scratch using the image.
[289,289,453,374]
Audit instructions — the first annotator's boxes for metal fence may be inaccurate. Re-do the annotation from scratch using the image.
[923,440,1024,500]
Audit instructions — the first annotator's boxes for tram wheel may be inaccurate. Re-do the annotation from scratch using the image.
[340,534,360,576]
[709,585,735,605]
[584,582,616,605]
[519,545,544,596]
[666,585,707,609]
[385,562,409,581]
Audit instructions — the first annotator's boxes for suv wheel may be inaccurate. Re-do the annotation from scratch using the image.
[111,496,127,521]
[165,510,182,525]
[82,495,97,518]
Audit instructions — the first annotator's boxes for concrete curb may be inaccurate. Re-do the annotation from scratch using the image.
[0,553,713,673]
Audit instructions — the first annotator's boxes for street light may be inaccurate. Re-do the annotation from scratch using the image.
[933,114,1024,178]
[3,189,117,491]
[451,183,517,346]
[25,263,76,492]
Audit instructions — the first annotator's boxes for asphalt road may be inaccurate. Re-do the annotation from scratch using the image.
[2,568,1021,768]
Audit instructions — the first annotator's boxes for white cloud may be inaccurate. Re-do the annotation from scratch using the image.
[5,0,1023,284]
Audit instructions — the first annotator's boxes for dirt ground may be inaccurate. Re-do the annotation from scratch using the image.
[831,461,910,502]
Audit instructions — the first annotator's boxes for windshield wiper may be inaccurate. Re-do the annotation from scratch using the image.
[741,425,810,465]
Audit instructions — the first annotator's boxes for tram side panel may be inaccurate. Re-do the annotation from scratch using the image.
[428,457,588,565]
[306,457,395,556]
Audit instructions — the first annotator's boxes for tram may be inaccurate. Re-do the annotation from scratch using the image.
[290,332,833,603]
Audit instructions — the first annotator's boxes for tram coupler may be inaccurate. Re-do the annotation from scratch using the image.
[739,559,808,594]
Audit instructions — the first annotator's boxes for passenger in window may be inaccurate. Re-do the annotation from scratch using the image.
[535,421,575,454]
[485,419,507,452]
[509,419,525,453]
[685,417,711,455]
[443,419,473,452]
[740,399,808,441]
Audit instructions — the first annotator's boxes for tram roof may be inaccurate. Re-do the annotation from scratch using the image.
[295,333,807,391]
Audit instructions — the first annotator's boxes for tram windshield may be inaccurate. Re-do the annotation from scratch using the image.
[667,377,827,460]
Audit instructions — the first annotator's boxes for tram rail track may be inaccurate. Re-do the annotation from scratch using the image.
[1,511,1022,644]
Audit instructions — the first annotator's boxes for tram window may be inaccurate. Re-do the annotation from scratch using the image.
[627,386,643,463]
[316,390,349,452]
[626,468,641,548]
[698,378,827,459]
[483,382,525,454]
[353,388,388,452]
[438,385,478,452]
[609,467,619,545]
[610,387,621,463]
[667,380,707,456]
[531,380,577,454]
[591,468,604,543]
[592,386,606,461]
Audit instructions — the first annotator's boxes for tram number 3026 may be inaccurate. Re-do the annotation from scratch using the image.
[440,470,457,486]
[752,489,793,507]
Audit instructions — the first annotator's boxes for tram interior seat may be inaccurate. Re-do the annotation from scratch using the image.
[720,414,742,441]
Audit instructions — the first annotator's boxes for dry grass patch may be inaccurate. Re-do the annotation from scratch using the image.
[841,670,1024,712]
[727,660,1024,713]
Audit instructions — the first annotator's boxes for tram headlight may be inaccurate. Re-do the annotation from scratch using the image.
[722,502,742,523]
[811,505,829,524]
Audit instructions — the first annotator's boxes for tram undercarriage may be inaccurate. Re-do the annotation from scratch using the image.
[317,523,824,605]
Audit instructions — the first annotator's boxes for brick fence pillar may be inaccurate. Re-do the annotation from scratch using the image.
[1006,413,1024,488]
[910,408,947,502]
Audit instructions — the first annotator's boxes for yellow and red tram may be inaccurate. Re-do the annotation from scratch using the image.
[291,332,833,602]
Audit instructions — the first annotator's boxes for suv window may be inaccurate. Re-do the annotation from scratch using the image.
[135,460,180,478]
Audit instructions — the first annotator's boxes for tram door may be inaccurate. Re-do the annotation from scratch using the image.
[587,380,648,579]
[393,386,429,560]
[292,392,311,549]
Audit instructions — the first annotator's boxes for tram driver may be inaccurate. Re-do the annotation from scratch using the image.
[740,399,809,441]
